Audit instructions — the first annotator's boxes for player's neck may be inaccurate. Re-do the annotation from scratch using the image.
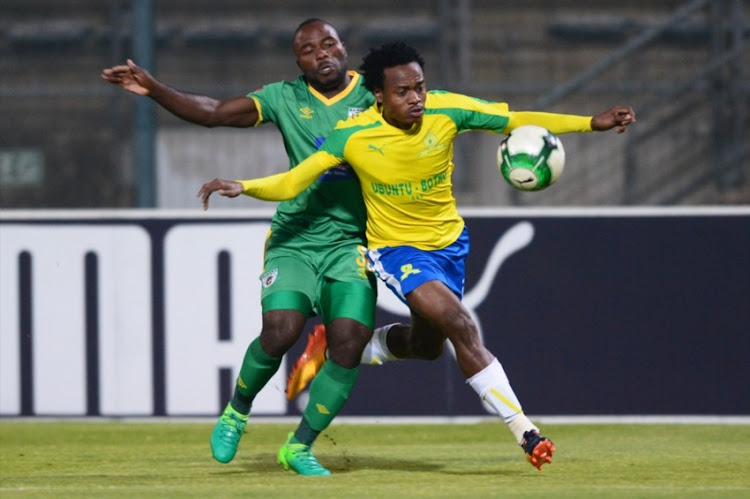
[310,72,351,99]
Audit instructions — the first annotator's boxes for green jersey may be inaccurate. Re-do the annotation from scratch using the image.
[248,71,374,243]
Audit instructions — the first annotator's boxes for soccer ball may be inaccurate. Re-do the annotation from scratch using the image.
[497,125,565,191]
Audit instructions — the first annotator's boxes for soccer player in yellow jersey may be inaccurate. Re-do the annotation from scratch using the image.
[199,41,635,470]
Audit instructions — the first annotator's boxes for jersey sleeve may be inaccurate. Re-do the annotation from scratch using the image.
[237,150,342,201]
[246,82,282,125]
[506,111,592,134]
[427,91,511,133]
[427,91,593,135]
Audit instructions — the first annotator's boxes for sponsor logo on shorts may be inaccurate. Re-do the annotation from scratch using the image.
[400,263,421,281]
[261,268,278,288]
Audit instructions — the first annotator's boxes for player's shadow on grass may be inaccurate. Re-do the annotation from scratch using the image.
[219,453,521,476]
[219,453,445,475]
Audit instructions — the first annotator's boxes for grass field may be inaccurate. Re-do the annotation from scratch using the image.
[1,421,749,498]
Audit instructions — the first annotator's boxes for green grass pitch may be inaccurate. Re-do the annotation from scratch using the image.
[1,421,748,497]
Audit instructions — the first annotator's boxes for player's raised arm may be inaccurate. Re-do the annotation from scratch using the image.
[506,111,593,134]
[505,106,635,135]
[101,59,259,128]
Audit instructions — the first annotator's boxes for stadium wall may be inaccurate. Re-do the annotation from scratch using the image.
[1,208,749,418]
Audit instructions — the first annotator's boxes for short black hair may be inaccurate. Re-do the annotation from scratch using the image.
[292,18,338,44]
[359,41,425,92]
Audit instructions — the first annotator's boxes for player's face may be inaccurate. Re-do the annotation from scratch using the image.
[375,62,426,130]
[294,22,348,94]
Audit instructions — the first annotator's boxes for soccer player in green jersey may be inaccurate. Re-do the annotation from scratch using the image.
[102,18,383,476]
[198,41,636,471]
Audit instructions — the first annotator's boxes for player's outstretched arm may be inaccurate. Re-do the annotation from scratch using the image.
[591,106,636,134]
[101,58,156,96]
[101,59,259,128]
[199,150,342,209]
[198,179,243,210]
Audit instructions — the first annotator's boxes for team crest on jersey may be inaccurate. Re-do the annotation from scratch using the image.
[260,268,278,288]
[348,107,365,118]
[299,107,314,120]
[417,131,448,158]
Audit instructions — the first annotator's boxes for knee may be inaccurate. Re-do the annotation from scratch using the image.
[327,334,369,368]
[259,328,297,357]
[402,323,445,360]
[326,320,373,369]
[259,312,305,357]
[412,336,444,360]
[441,308,480,350]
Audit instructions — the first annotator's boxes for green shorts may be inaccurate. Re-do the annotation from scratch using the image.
[259,225,377,330]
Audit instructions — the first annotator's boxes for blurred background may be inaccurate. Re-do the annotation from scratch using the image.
[1,0,748,209]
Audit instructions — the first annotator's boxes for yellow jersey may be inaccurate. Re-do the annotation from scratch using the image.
[240,90,592,250]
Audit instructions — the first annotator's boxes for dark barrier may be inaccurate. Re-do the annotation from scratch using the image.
[336,211,750,416]
[1,209,748,417]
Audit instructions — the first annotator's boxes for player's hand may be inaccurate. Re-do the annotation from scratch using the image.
[100,59,155,96]
[591,106,636,134]
[197,179,243,210]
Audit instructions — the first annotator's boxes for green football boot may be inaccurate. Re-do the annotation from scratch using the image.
[277,432,331,476]
[210,403,248,463]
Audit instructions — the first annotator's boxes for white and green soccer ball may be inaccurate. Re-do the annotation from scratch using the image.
[497,125,565,191]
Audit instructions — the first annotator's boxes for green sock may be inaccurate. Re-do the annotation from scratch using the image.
[291,417,319,446]
[230,338,281,415]
[297,360,359,444]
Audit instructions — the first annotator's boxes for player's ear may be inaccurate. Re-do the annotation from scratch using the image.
[374,88,384,104]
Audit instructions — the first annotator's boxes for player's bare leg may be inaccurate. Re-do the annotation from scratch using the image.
[406,280,555,470]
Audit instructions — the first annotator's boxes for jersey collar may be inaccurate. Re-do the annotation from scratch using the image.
[374,102,422,135]
[307,71,361,106]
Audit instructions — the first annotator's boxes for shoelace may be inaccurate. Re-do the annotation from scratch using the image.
[219,413,244,441]
[291,446,325,471]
